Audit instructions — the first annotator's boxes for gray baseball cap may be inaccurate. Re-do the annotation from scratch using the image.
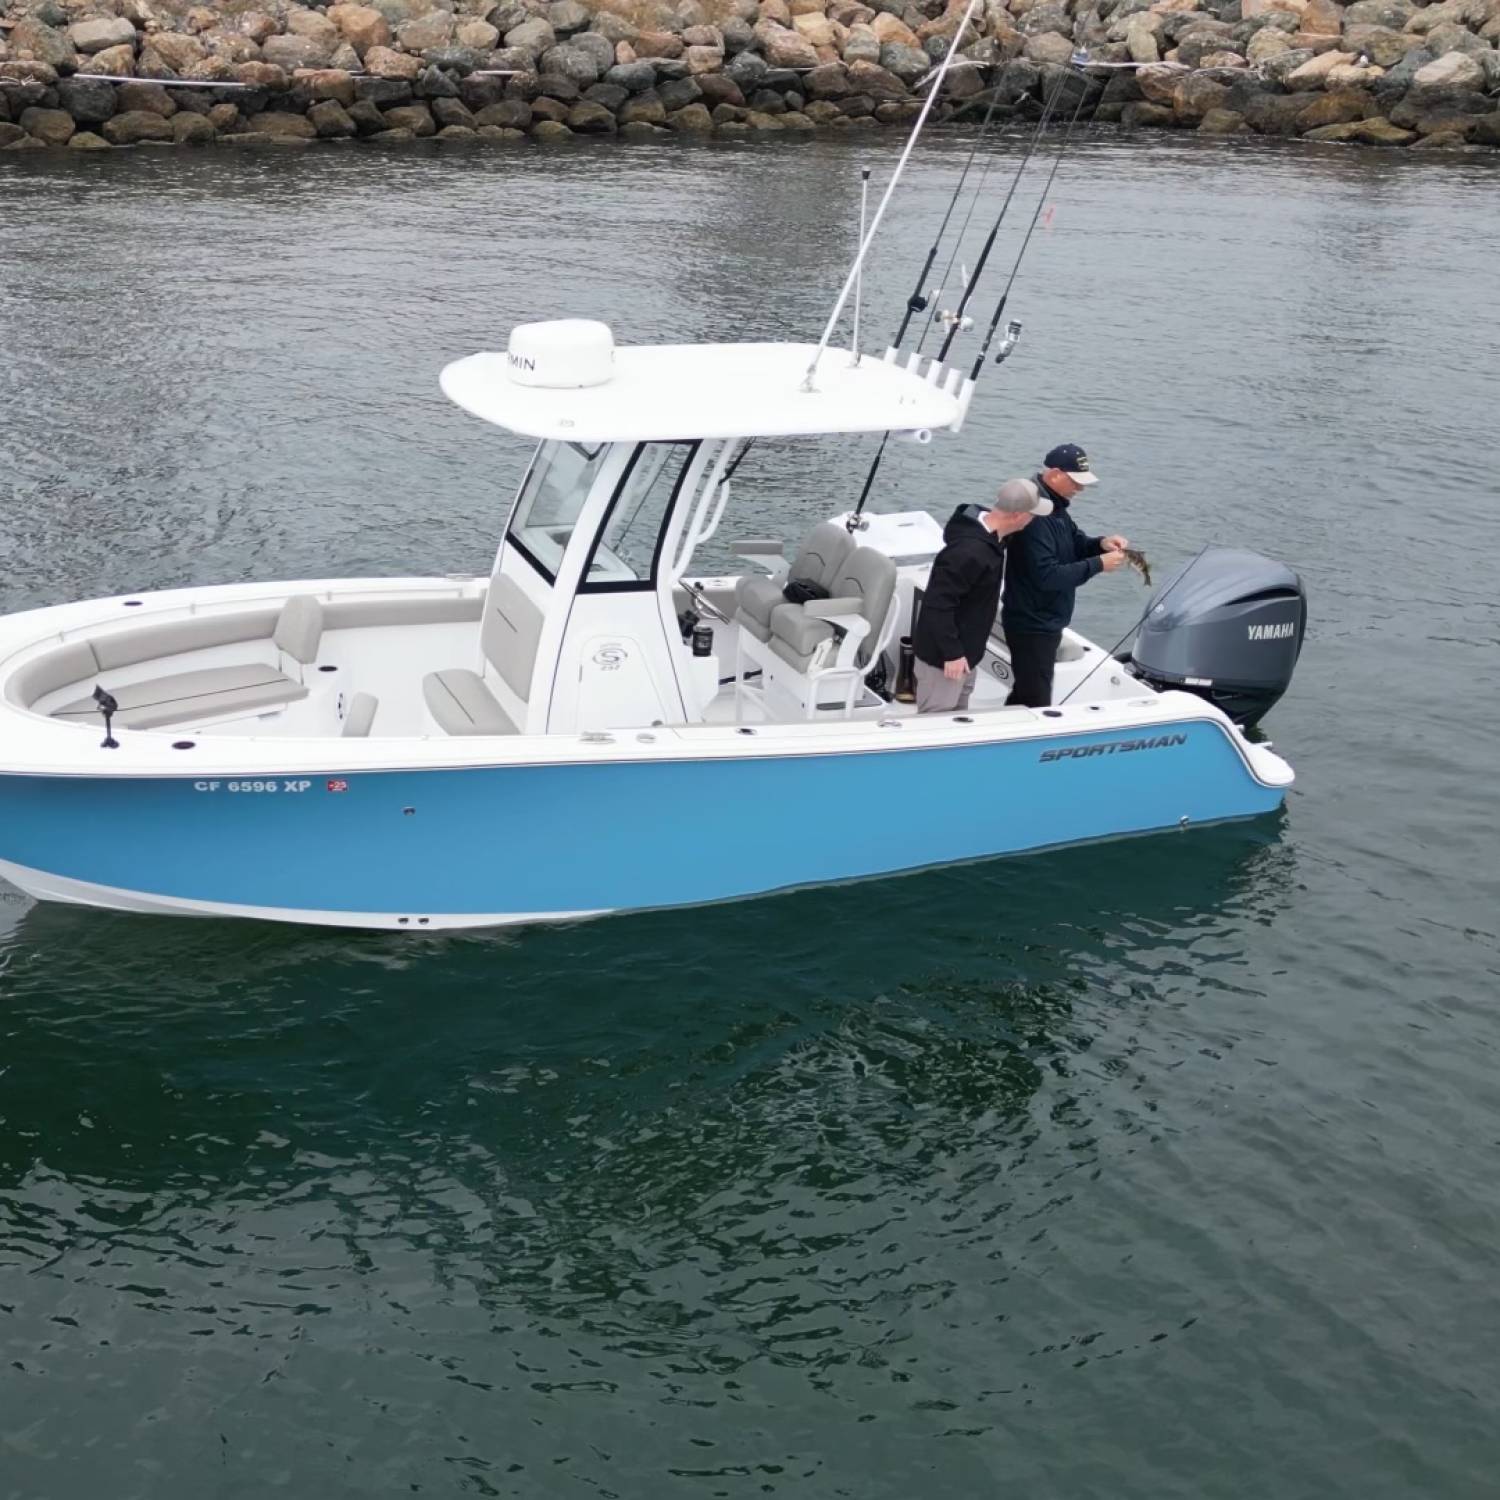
[993,477,1052,516]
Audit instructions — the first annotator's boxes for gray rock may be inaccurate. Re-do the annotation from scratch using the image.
[880,41,929,80]
[116,81,175,117]
[657,74,703,109]
[432,95,476,127]
[607,61,659,92]
[309,99,357,136]
[726,51,768,88]
[748,86,787,112]
[11,20,76,72]
[993,58,1040,104]
[566,99,615,131]
[423,48,484,75]
[540,43,600,84]
[804,61,851,97]
[1372,46,1433,102]
[347,97,388,133]
[102,109,174,144]
[0,122,23,147]
[618,90,666,123]
[382,101,436,135]
[924,36,950,62]
[68,17,137,55]
[570,33,616,72]
[19,105,75,144]
[263,34,336,71]
[532,118,573,139]
[721,18,755,54]
[486,5,529,36]
[505,18,556,54]
[416,65,460,97]
[652,60,691,81]
[589,12,639,45]
[488,47,540,73]
[1341,0,1416,26]
[696,72,744,106]
[536,74,581,101]
[548,0,591,36]
[355,77,413,105]
[57,77,117,124]
[396,12,455,52]
[584,81,628,109]
[474,98,533,128]
[460,74,508,109]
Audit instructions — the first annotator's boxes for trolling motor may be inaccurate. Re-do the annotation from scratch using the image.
[92,685,120,748]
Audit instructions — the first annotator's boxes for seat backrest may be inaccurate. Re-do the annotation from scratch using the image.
[342,691,378,737]
[480,572,544,702]
[826,547,897,667]
[789,521,855,592]
[273,594,324,667]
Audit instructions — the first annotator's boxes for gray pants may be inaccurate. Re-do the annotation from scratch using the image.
[914,657,975,713]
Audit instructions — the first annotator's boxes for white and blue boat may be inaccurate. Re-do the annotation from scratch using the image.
[0,315,1302,930]
[0,26,1309,929]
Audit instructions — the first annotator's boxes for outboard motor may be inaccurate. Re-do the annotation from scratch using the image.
[1127,547,1306,728]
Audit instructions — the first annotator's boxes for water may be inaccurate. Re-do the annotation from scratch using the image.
[2,132,1499,1497]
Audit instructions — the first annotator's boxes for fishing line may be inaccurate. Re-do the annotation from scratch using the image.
[1057,546,1207,706]
[933,68,1071,365]
[966,70,1103,381]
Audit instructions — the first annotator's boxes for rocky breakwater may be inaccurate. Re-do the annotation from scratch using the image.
[0,0,1497,151]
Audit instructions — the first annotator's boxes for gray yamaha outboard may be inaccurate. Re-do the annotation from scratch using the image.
[1127,548,1306,728]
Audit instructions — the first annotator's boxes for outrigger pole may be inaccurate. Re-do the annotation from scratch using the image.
[801,0,983,393]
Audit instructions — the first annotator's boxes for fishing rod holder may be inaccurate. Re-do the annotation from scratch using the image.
[92,685,120,749]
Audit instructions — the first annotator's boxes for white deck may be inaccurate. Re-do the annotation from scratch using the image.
[439,342,963,442]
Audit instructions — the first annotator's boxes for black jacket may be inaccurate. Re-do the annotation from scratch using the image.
[912,505,1008,669]
[999,477,1104,635]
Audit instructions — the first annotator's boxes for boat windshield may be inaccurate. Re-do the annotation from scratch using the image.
[582,441,699,590]
[506,440,607,582]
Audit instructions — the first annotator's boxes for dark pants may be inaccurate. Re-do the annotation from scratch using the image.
[1004,627,1061,708]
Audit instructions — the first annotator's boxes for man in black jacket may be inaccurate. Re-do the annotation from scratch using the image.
[911,479,1052,713]
[1001,443,1129,708]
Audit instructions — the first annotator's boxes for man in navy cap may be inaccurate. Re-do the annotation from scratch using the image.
[1000,443,1129,708]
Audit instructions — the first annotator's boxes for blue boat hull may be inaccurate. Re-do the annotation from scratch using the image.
[0,719,1285,927]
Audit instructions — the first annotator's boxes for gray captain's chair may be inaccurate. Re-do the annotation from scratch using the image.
[732,521,855,644]
[766,545,898,677]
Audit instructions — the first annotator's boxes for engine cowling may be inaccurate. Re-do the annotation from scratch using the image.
[1128,547,1306,728]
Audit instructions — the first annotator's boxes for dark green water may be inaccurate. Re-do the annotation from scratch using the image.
[1,133,1498,1497]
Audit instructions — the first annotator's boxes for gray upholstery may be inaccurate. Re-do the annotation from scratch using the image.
[323,595,482,630]
[423,670,519,736]
[53,663,307,730]
[768,545,896,672]
[767,604,835,671]
[93,610,279,671]
[273,594,323,667]
[733,521,855,642]
[6,640,100,708]
[479,573,543,702]
[733,576,783,643]
[342,691,378,737]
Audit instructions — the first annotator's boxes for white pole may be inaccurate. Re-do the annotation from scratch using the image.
[801,0,983,392]
[851,166,871,366]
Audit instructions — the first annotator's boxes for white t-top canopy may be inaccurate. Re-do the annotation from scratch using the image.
[440,340,963,443]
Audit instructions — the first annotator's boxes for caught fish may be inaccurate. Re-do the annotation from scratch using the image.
[1122,546,1152,588]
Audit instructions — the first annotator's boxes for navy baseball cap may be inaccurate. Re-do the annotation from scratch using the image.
[1044,443,1099,486]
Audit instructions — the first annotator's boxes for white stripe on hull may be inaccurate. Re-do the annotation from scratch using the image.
[0,859,606,932]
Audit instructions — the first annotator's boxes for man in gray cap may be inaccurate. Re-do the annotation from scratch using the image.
[911,479,1052,713]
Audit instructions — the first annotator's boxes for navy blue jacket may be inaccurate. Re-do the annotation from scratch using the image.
[1000,477,1105,635]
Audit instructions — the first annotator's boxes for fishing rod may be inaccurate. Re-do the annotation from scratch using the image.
[848,65,1086,528]
[932,69,1071,365]
[891,82,1008,350]
[965,69,1100,382]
